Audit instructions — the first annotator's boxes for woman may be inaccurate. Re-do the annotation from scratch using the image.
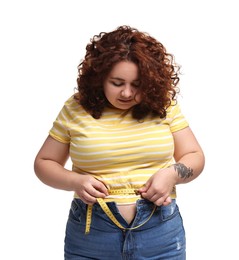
[34,25,205,259]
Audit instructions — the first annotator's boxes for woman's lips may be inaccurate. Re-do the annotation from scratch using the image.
[118,99,132,102]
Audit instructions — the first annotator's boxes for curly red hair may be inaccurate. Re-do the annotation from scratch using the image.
[75,25,180,120]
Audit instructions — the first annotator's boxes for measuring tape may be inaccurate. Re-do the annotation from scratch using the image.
[85,189,157,234]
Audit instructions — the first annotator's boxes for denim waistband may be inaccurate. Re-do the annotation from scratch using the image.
[73,197,157,215]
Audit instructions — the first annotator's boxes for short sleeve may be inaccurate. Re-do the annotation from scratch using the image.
[49,99,73,144]
[166,102,189,132]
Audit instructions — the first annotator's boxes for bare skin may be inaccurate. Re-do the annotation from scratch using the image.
[34,126,205,224]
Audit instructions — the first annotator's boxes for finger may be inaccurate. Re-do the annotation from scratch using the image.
[141,188,164,201]
[153,197,166,206]
[138,182,150,193]
[82,198,96,205]
[141,192,158,202]
[162,196,172,206]
[86,188,106,199]
[93,180,109,196]
[77,191,97,205]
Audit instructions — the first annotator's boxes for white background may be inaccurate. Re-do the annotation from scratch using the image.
[0,0,238,259]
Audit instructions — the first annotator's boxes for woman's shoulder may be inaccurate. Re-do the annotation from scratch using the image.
[60,93,88,118]
[63,93,82,110]
[64,93,78,105]
[166,100,181,117]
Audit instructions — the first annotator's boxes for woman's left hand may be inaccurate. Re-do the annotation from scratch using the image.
[138,168,177,206]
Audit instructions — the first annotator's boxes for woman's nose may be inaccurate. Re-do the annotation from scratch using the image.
[121,85,133,98]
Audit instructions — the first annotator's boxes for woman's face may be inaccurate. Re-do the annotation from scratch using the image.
[103,61,142,110]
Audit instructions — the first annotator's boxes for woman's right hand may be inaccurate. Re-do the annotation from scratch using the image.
[72,174,109,205]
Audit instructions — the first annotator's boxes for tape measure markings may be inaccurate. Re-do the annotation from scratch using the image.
[85,188,156,234]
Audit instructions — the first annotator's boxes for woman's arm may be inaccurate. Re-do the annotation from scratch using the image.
[139,127,205,205]
[34,135,72,189]
[34,135,108,204]
[171,126,205,184]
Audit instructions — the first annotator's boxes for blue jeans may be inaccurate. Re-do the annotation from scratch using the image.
[64,199,186,260]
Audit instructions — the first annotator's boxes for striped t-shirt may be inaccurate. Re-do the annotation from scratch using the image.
[49,95,189,204]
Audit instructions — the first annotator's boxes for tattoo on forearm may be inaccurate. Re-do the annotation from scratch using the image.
[173,163,193,179]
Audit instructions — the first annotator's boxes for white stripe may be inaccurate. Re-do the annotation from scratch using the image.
[71,148,173,158]
[72,131,171,141]
[69,119,164,131]
[73,156,171,168]
[51,128,68,138]
[71,140,173,149]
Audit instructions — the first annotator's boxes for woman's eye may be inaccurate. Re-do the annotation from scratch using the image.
[112,82,123,87]
[132,83,140,88]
